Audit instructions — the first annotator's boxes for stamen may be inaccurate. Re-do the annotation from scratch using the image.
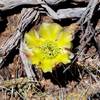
[40,41,60,59]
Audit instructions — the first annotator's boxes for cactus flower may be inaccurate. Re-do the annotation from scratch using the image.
[24,22,72,73]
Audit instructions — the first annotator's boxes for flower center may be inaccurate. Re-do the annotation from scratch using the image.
[40,41,60,59]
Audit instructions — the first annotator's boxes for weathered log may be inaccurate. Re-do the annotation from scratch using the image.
[72,0,90,3]
[57,8,86,19]
[0,0,41,11]
[0,0,99,20]
[44,0,66,5]
[44,0,90,5]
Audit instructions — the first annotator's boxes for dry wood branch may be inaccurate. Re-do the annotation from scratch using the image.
[0,0,99,20]
[0,8,39,67]
[78,0,99,24]
[77,0,99,57]
[57,8,86,19]
[44,0,66,5]
[72,0,90,3]
[20,40,37,81]
[63,0,99,73]
[44,0,92,5]
[0,0,99,19]
[0,0,41,11]
[0,8,41,83]
[0,8,40,82]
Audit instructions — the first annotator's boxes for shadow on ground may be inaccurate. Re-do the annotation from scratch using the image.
[43,63,81,87]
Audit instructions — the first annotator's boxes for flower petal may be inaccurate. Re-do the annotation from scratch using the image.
[25,30,41,48]
[48,23,62,40]
[39,23,62,40]
[31,48,43,65]
[39,23,50,39]
[39,59,54,72]
[57,31,72,48]
[55,53,71,64]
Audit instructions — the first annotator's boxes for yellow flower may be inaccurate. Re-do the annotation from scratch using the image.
[24,22,72,73]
